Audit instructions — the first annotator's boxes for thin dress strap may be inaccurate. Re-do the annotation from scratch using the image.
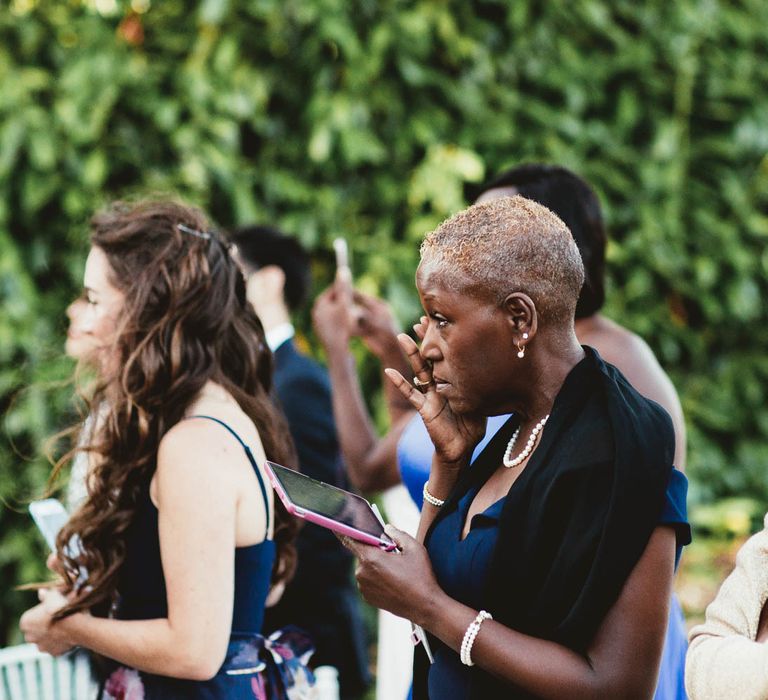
[186,414,273,534]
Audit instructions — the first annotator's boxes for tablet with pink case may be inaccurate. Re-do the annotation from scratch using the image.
[265,461,397,551]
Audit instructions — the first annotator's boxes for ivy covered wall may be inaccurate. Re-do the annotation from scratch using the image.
[1,0,767,644]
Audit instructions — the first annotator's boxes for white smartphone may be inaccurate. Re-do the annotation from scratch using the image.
[333,237,353,286]
[29,498,69,551]
[333,237,349,271]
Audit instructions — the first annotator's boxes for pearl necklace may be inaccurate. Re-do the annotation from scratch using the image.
[503,415,550,468]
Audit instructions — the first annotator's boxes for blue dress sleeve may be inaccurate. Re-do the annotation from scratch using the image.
[397,414,513,507]
[661,468,691,568]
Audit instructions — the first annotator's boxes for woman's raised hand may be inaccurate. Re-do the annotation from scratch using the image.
[384,325,485,468]
[351,291,401,359]
[312,273,358,356]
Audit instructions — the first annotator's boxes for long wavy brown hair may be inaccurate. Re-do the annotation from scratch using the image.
[53,200,298,619]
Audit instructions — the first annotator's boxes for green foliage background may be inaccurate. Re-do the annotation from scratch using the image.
[1,0,767,646]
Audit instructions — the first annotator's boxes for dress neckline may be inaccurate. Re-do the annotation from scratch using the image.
[458,486,505,542]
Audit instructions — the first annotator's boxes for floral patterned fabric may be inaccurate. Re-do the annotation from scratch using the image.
[101,627,316,700]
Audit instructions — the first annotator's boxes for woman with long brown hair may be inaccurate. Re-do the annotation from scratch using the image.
[20,201,312,699]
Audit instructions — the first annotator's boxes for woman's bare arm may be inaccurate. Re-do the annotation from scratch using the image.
[313,284,410,492]
[320,342,409,492]
[431,527,675,698]
[348,524,675,699]
[23,421,258,680]
[353,290,415,425]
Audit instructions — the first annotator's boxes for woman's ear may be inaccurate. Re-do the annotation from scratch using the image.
[503,292,538,344]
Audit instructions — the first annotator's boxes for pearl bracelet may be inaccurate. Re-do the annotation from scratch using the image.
[460,610,492,666]
[422,482,445,508]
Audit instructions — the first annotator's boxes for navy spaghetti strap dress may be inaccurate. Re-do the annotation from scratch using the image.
[100,416,314,700]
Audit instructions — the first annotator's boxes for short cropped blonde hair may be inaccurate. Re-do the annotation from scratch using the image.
[420,195,585,324]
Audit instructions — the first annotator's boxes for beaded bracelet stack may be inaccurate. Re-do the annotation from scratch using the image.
[422,482,445,508]
[459,610,493,666]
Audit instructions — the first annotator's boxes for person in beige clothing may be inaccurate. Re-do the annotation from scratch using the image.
[686,513,768,699]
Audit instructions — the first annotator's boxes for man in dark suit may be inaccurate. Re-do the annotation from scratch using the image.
[231,225,370,700]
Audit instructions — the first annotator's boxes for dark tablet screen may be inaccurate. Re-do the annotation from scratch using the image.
[267,461,385,538]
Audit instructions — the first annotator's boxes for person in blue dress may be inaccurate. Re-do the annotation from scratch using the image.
[20,201,313,699]
[339,195,691,698]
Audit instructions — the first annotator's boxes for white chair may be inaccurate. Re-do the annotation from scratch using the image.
[313,665,340,700]
[0,644,97,700]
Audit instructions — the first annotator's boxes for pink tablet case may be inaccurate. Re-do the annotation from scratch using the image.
[265,461,397,551]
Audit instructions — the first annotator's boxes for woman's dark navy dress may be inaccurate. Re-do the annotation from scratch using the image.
[400,412,690,700]
[100,416,312,700]
[425,467,690,699]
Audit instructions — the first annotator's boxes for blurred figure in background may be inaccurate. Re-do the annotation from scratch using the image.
[475,164,686,472]
[314,163,688,699]
[685,512,768,699]
[231,225,370,700]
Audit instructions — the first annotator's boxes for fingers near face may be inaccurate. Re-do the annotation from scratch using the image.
[397,333,432,381]
[413,323,427,342]
[384,368,426,410]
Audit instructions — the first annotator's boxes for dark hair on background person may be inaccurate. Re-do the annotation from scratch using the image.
[477,164,607,319]
[230,225,311,312]
[53,201,298,620]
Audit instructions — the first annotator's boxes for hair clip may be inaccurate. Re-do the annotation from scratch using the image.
[177,223,212,240]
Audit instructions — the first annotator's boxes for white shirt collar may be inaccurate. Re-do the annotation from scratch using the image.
[265,322,295,352]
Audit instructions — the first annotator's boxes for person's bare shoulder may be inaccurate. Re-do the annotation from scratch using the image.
[157,418,246,487]
[591,318,663,376]
[581,314,687,470]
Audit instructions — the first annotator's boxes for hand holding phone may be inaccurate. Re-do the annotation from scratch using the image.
[333,237,364,331]
[29,499,69,551]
